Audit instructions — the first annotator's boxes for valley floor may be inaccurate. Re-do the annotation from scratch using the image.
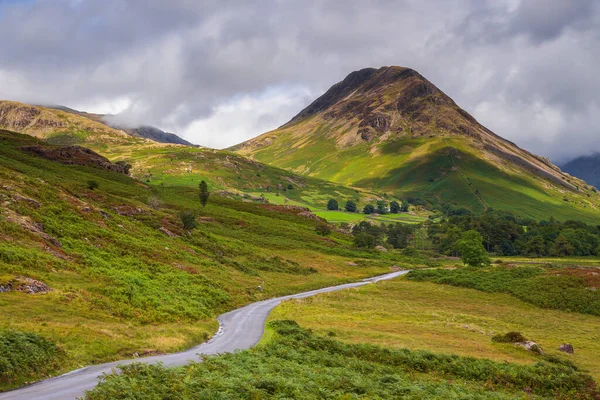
[269,272,600,381]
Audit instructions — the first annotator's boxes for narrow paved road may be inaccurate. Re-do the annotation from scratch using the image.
[1,270,408,400]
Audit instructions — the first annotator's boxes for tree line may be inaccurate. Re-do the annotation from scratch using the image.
[327,198,409,214]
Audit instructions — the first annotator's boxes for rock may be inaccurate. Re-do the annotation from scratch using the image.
[375,245,388,252]
[12,194,41,209]
[0,277,51,294]
[558,344,574,354]
[198,217,216,223]
[159,227,177,237]
[515,341,544,355]
[21,145,129,174]
[346,261,358,266]
[113,206,145,216]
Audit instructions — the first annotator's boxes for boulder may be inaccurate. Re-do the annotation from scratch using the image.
[515,341,544,355]
[159,227,177,237]
[375,245,388,252]
[558,344,574,354]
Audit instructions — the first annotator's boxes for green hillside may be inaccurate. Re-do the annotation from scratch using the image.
[0,130,399,390]
[233,66,600,222]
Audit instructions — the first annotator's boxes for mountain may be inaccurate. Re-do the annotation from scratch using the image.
[561,154,600,189]
[232,66,600,221]
[45,105,195,146]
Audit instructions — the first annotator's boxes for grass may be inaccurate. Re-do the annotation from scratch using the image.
[407,266,600,316]
[0,130,402,390]
[269,277,600,381]
[84,320,598,399]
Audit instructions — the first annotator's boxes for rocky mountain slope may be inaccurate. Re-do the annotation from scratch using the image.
[232,66,599,221]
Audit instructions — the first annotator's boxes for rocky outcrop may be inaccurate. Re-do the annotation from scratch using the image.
[0,277,51,294]
[515,341,544,355]
[22,145,129,174]
[558,344,575,354]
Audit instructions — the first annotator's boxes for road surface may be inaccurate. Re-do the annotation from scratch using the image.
[1,270,408,400]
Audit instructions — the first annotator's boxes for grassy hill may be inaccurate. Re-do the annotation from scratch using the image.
[0,130,401,390]
[0,100,407,219]
[232,66,600,222]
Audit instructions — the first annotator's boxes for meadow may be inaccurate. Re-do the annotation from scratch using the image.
[269,273,600,381]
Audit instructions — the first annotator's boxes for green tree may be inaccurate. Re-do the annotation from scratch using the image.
[327,199,339,211]
[455,230,490,267]
[389,201,400,213]
[363,204,375,214]
[551,234,574,256]
[344,200,357,212]
[401,200,410,212]
[376,200,388,214]
[354,232,375,248]
[525,235,546,257]
[315,224,332,237]
[199,180,210,207]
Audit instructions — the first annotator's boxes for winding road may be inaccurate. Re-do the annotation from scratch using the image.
[1,270,408,400]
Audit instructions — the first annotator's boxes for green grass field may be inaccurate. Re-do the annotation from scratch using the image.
[269,274,600,381]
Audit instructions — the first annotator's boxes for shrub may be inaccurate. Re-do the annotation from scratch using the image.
[179,210,197,230]
[87,180,99,190]
[315,224,332,237]
[492,332,528,343]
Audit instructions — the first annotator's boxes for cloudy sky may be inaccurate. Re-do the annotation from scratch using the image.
[0,0,598,162]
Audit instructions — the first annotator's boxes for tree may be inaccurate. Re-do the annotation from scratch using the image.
[199,180,210,207]
[180,210,197,230]
[455,230,490,267]
[376,200,388,214]
[315,224,332,237]
[345,200,357,212]
[550,234,574,256]
[525,235,546,257]
[354,232,375,248]
[389,201,400,214]
[401,200,410,212]
[327,198,339,211]
[363,204,375,214]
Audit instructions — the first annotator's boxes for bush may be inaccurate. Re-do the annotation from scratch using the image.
[354,233,375,248]
[85,321,599,400]
[492,332,528,343]
[0,330,64,387]
[315,224,332,237]
[87,180,99,190]
[179,210,197,230]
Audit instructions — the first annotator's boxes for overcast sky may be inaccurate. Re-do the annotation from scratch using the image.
[0,0,598,162]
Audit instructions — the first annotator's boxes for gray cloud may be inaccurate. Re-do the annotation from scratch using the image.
[0,0,598,162]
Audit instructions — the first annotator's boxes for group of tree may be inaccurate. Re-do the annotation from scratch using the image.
[327,198,409,214]
[431,210,600,257]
